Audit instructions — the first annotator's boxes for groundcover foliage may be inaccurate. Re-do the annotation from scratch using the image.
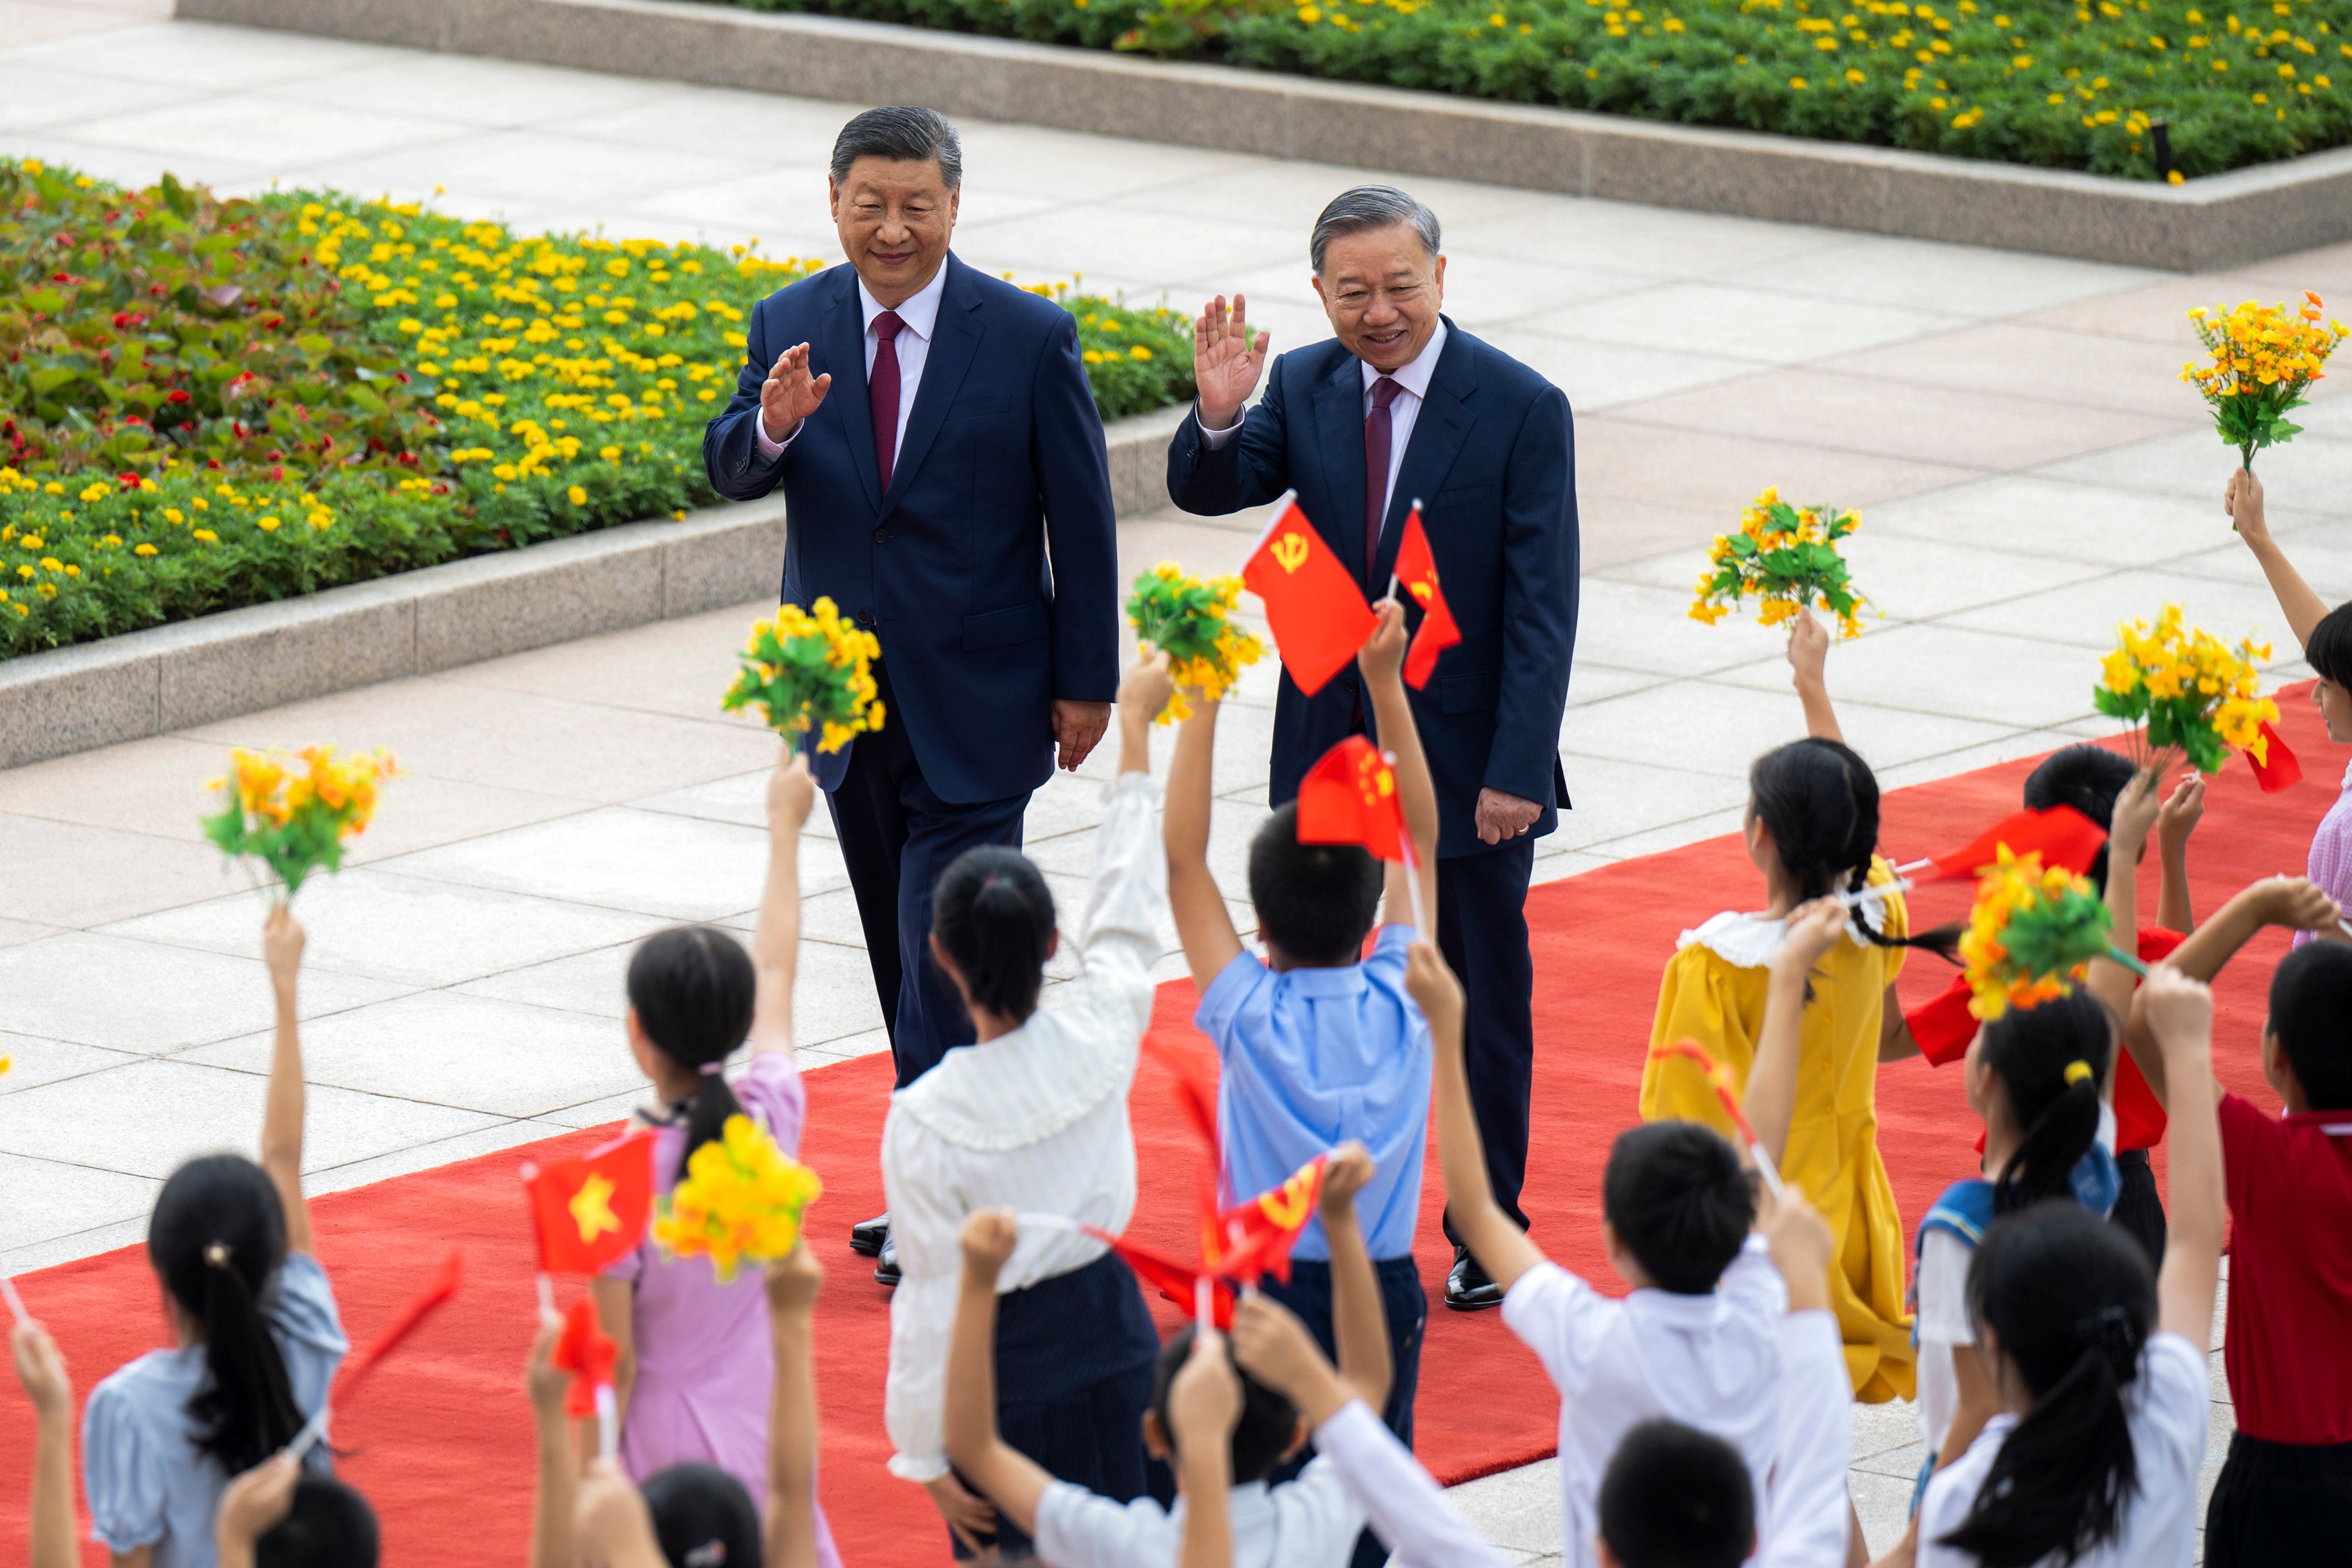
[0,159,1193,658]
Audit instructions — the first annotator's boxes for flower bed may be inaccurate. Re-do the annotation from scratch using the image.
[733,0,2352,179]
[0,159,1194,658]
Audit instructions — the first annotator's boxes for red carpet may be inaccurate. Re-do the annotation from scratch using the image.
[1,688,2332,1566]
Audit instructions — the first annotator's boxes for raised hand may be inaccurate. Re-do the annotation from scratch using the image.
[2157,771,2206,852]
[760,343,832,446]
[1319,1140,1374,1218]
[2226,465,2269,543]
[959,1207,1020,1280]
[1193,293,1271,432]
[767,750,816,835]
[1770,896,1848,984]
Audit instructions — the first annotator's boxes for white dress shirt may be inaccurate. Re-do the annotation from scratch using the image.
[1763,1310,1856,1568]
[878,770,1163,1482]
[1033,1458,1363,1568]
[1198,320,1448,542]
[754,262,947,457]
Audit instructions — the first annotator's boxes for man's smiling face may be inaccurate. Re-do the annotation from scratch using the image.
[830,156,959,307]
[1312,225,1446,374]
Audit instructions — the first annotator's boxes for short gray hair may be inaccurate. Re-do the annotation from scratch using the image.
[1310,185,1440,274]
[831,106,963,189]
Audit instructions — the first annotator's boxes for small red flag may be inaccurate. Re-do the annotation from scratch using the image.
[2243,720,2303,792]
[335,1249,462,1408]
[1085,1227,1239,1328]
[1904,979,1979,1068]
[1390,504,1461,690]
[552,1295,619,1418]
[1296,736,1408,863]
[1915,805,2106,884]
[1203,1155,1328,1287]
[523,1134,655,1277]
[1242,496,1377,697]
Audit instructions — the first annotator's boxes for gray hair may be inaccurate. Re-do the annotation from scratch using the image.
[830,106,963,189]
[1310,184,1440,274]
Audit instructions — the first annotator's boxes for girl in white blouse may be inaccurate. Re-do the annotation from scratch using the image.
[882,655,1176,1562]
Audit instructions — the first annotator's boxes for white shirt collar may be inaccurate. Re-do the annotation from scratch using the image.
[858,262,947,343]
[1360,320,1447,401]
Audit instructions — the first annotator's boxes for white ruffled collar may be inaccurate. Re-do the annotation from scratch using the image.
[890,1001,1138,1153]
[1676,894,1888,970]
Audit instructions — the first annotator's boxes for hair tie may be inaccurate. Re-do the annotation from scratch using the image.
[203,1241,231,1269]
[698,1060,725,1076]
[2075,1303,2141,1369]
[2064,1059,2094,1087]
[683,1543,727,1568]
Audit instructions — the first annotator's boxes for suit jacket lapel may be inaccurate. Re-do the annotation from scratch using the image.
[883,255,983,513]
[822,266,882,516]
[1310,350,1369,586]
[1375,323,1478,588]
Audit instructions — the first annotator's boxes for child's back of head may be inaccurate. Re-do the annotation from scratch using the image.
[2269,942,2352,1109]
[1151,1325,1300,1484]
[149,1153,304,1474]
[1602,1123,1754,1295]
[2022,745,2135,889]
[1247,801,1382,967]
[1747,739,1959,959]
[627,925,758,1181]
[1975,991,2112,1212]
[932,844,1057,1023]
[642,1462,762,1568]
[1597,1418,1754,1568]
[256,1477,380,1568]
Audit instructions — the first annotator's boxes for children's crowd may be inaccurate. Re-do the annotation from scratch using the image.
[10,466,2352,1568]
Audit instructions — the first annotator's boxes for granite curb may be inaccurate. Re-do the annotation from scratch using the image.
[175,0,2352,269]
[0,407,1184,769]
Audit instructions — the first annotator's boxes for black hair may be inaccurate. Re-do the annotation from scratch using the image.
[932,845,1056,1025]
[643,1462,763,1568]
[1150,1326,1300,1484]
[1978,992,2113,1214]
[1941,1204,2156,1568]
[256,1477,380,1568]
[1747,739,1960,961]
[1600,1122,1755,1295]
[1248,801,1384,967]
[627,926,758,1183]
[1597,1419,1755,1568]
[149,1154,305,1476]
[2269,941,2352,1109]
[829,105,963,188]
[2304,600,2352,689]
[2022,745,2136,892]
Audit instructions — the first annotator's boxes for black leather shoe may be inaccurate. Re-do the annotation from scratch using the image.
[850,1212,889,1257]
[1445,1245,1503,1311]
[874,1234,901,1288]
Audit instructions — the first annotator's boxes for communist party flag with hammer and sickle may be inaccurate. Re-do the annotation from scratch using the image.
[1391,503,1461,690]
[1242,493,1377,697]
[523,1133,655,1276]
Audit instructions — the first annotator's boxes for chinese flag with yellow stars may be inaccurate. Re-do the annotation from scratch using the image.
[1296,735,1408,863]
[1242,495,1376,697]
[523,1134,654,1276]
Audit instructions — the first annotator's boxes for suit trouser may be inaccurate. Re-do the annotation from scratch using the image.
[1438,839,1538,1243]
[822,663,1029,1089]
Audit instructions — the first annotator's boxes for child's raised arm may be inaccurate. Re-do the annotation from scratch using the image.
[213,1454,299,1568]
[13,1321,77,1568]
[260,907,312,1257]
[526,1311,576,1568]
[572,1462,667,1568]
[1317,1141,1392,1415]
[938,1210,1041,1547]
[2228,469,2336,651]
[1360,600,1441,931]
[1165,670,1243,993]
[747,751,817,1060]
[2154,773,2204,934]
[1787,611,1843,745]
[2119,875,2342,1103]
[2088,768,2162,1029]
[1409,941,1544,1291]
[1168,1328,1240,1568]
[763,1246,825,1568]
[2138,967,2224,1345]
[1749,898,1846,1171]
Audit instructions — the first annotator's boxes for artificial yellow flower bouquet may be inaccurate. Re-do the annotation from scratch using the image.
[721,597,884,753]
[1689,488,1867,638]
[2182,294,2347,476]
[2094,603,2277,775]
[1960,848,2138,1021]
[201,745,397,899]
[1125,561,1265,723]
[653,1114,822,1283]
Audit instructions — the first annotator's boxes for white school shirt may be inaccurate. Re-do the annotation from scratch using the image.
[1500,1238,1788,1568]
[877,770,1162,1482]
[754,262,946,457]
[1033,1458,1364,1568]
[1914,1332,2207,1568]
[1198,321,1449,543]
[1311,1399,1513,1568]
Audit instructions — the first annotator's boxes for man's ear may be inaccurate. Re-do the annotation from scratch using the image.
[948,184,960,229]
[1431,252,1446,301]
[827,175,841,221]
[1141,1408,1171,1462]
[1045,927,1062,963]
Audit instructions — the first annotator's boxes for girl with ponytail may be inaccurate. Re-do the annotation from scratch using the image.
[83,908,349,1568]
[589,752,842,1568]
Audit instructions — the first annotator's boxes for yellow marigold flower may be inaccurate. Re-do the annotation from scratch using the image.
[1130,345,1153,361]
[568,486,588,506]
[134,543,159,557]
[193,529,218,542]
[256,516,281,532]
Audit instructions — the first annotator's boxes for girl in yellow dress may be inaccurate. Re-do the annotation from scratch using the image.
[1639,656,1953,1403]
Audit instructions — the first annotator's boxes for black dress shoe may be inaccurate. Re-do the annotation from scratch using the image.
[874,1234,901,1288]
[1446,1245,1504,1311]
[850,1212,889,1258]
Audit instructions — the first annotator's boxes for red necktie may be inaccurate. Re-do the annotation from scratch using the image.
[870,310,905,497]
[1364,376,1401,588]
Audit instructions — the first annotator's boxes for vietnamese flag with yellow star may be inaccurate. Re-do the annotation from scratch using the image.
[1242,493,1376,697]
[523,1133,655,1276]
[1391,504,1461,690]
[1296,735,1409,863]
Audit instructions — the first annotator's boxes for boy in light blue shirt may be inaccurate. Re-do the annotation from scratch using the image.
[1164,602,1440,1568]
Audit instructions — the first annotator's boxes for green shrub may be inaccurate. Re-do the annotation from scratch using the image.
[0,159,1194,658]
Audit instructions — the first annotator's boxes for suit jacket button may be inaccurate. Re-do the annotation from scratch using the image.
[855,609,875,628]
[873,527,891,543]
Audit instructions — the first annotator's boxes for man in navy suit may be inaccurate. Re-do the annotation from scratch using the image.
[1168,186,1578,1314]
[703,108,1121,1292]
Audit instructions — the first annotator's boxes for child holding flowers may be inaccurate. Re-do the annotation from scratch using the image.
[589,749,841,1568]
[1127,561,1264,723]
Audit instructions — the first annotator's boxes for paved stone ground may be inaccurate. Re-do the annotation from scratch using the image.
[6,6,2335,1557]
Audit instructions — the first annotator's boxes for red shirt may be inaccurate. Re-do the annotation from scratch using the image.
[2219,1091,2352,1443]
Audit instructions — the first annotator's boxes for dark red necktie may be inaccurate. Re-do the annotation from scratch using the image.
[870,310,905,496]
[1364,375,1401,586]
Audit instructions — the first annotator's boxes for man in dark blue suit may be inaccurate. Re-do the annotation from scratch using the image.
[1168,186,1578,1314]
[703,108,1121,1287]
